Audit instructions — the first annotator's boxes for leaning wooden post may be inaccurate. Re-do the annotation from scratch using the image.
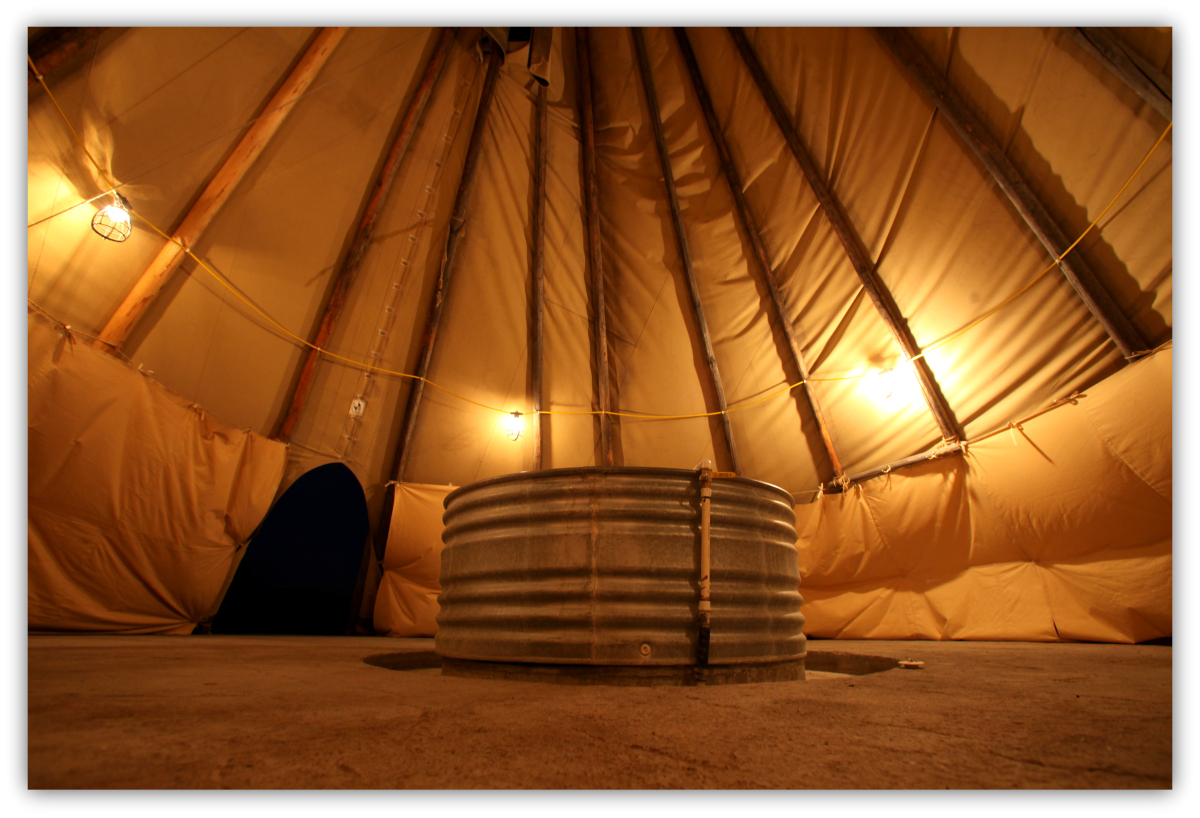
[575,28,615,467]
[371,39,504,569]
[531,84,549,470]
[875,27,1148,360]
[632,28,742,475]
[273,27,454,442]
[673,28,843,481]
[1062,28,1171,122]
[728,27,963,442]
[96,27,349,352]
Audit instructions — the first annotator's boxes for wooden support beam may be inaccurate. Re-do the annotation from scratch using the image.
[273,27,454,442]
[729,27,963,442]
[576,28,615,467]
[356,40,504,633]
[831,384,1091,493]
[875,27,1148,360]
[96,27,349,351]
[28,27,107,88]
[632,28,742,475]
[531,84,548,469]
[1063,27,1172,121]
[673,28,843,480]
[840,443,962,490]
[1099,30,1172,100]
[372,40,503,565]
[528,27,553,87]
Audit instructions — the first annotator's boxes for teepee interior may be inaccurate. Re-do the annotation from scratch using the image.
[26,22,1173,790]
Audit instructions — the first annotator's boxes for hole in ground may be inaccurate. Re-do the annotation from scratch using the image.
[805,652,901,675]
[362,651,902,680]
[364,651,443,671]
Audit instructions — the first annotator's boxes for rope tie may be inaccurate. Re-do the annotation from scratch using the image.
[929,438,959,459]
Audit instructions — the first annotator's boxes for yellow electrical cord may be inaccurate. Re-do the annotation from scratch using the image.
[910,120,1172,365]
[28,52,1173,424]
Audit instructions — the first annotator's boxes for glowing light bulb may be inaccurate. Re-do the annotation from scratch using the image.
[91,195,131,242]
[876,367,898,400]
[503,412,524,441]
[866,360,920,406]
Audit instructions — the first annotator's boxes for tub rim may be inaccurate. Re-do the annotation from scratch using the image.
[442,466,794,509]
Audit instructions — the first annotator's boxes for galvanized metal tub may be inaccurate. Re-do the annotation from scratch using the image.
[435,467,804,678]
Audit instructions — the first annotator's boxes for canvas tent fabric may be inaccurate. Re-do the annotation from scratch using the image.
[796,347,1170,643]
[373,483,456,637]
[27,26,1171,641]
[28,309,288,634]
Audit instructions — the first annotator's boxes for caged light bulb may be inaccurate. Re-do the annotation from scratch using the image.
[91,193,132,242]
[503,412,524,442]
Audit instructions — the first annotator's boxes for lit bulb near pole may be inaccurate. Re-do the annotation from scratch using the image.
[867,359,920,406]
[91,192,132,242]
[876,367,898,400]
[503,411,524,441]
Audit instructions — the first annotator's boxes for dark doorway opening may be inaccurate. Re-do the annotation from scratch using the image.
[212,463,368,635]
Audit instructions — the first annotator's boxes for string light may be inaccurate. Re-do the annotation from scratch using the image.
[91,192,132,242]
[876,367,898,400]
[866,359,920,406]
[503,412,524,441]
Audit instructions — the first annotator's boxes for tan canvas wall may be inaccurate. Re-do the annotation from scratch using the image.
[287,30,483,496]
[796,346,1170,643]
[373,483,456,637]
[28,310,288,633]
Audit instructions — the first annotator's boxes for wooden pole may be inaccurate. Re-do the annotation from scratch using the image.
[840,443,962,489]
[531,84,549,470]
[632,28,741,475]
[527,27,553,87]
[28,27,107,89]
[96,27,349,352]
[834,386,1092,491]
[728,27,963,443]
[875,27,1148,360]
[673,28,843,481]
[371,40,503,571]
[273,27,454,442]
[1091,29,1172,100]
[1062,28,1171,121]
[576,28,615,467]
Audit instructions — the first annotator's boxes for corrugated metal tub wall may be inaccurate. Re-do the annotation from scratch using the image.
[435,467,806,685]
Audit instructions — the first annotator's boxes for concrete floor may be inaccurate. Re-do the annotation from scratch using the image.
[27,635,1170,789]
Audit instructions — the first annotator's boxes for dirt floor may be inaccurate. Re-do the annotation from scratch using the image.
[26,635,1170,789]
